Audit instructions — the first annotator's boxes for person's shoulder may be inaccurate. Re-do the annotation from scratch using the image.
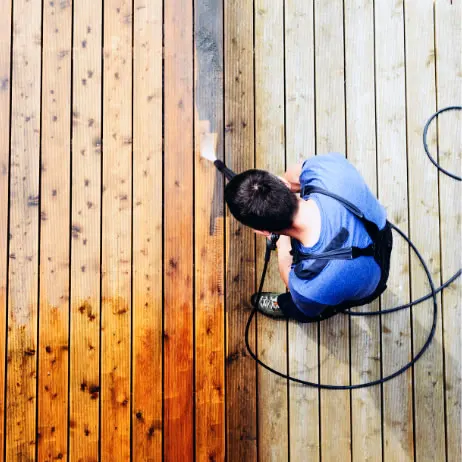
[304,152,345,162]
[302,152,348,169]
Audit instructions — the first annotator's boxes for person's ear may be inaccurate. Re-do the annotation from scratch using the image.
[253,229,271,238]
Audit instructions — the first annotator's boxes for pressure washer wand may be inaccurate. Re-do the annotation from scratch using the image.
[212,159,280,252]
[212,157,274,242]
[213,159,236,181]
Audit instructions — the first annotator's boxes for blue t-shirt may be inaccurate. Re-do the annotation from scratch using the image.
[288,153,387,316]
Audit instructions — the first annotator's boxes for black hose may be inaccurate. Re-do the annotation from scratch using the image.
[345,106,461,316]
[245,221,438,389]
[219,106,461,389]
[422,106,462,181]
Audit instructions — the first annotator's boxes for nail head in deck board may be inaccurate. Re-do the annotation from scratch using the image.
[435,1,462,460]
[6,0,42,459]
[315,0,351,459]
[0,0,11,457]
[405,1,446,460]
[194,0,225,459]
[164,0,194,460]
[375,1,414,459]
[285,0,319,458]
[225,0,257,460]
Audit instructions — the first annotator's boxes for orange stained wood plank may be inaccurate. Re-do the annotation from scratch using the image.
[6,0,42,459]
[194,0,225,460]
[101,0,133,459]
[37,0,72,460]
[69,0,103,460]
[224,0,257,460]
[0,0,12,457]
[435,2,462,461]
[132,0,163,460]
[164,0,194,460]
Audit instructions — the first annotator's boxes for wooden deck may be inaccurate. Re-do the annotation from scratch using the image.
[0,0,460,461]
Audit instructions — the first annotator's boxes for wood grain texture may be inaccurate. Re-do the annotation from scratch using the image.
[6,0,42,459]
[164,0,194,460]
[194,0,225,460]
[132,0,163,460]
[37,1,72,460]
[314,0,351,459]
[404,1,445,461]
[344,0,382,460]
[375,0,414,459]
[255,1,289,461]
[434,1,461,461]
[69,1,103,459]
[224,0,257,459]
[101,0,133,459]
[285,0,319,459]
[0,0,12,457]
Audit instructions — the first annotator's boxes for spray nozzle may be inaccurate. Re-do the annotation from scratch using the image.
[264,233,279,261]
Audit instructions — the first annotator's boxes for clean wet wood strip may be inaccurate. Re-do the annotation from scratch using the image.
[224,0,258,459]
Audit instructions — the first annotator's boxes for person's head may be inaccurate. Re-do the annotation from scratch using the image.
[224,169,298,234]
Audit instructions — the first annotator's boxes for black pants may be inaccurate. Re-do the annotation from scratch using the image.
[278,221,393,323]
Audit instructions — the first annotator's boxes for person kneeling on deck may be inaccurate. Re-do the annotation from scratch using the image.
[224,153,393,322]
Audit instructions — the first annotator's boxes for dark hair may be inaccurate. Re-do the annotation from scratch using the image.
[224,169,298,232]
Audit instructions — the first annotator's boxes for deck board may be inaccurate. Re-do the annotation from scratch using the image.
[285,0,320,459]
[0,1,460,461]
[69,1,103,459]
[163,0,194,460]
[435,2,462,461]
[194,0,226,459]
[6,0,42,459]
[345,0,382,459]
[375,1,414,459]
[37,1,72,459]
[132,0,163,459]
[255,1,289,461]
[100,0,134,458]
[0,0,11,457]
[405,1,446,461]
[224,0,258,459]
[314,0,351,459]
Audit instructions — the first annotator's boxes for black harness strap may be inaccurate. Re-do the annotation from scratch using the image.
[293,184,380,263]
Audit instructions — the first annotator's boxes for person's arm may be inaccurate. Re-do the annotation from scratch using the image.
[276,235,293,288]
[282,161,304,193]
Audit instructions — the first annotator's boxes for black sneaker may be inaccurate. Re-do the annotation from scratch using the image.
[250,292,286,319]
